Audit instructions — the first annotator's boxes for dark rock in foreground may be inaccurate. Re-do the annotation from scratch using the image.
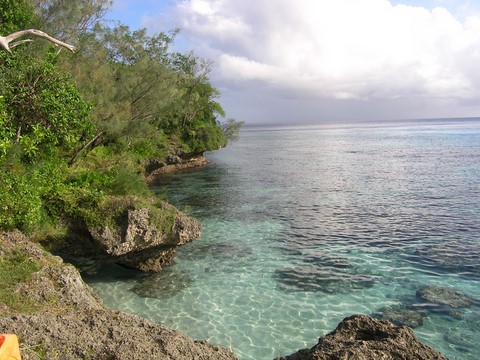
[280,314,447,360]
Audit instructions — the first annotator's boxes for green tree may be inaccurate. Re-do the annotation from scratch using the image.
[1,50,93,163]
[220,118,245,143]
[0,0,36,34]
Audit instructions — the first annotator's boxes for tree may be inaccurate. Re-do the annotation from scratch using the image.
[220,118,245,143]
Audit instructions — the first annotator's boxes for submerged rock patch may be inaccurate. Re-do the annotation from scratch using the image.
[372,305,424,328]
[274,265,377,293]
[416,285,475,309]
[132,269,193,299]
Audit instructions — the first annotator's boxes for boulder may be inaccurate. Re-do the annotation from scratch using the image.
[88,201,201,272]
[280,314,447,360]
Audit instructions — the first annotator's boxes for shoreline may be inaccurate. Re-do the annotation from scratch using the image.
[146,155,211,183]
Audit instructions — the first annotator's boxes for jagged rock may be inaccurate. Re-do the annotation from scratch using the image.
[280,314,447,360]
[1,310,236,360]
[372,305,424,328]
[89,202,201,272]
[167,154,183,165]
[416,285,474,309]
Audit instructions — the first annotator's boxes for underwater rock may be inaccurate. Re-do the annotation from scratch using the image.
[132,269,193,299]
[274,265,377,293]
[372,305,424,328]
[416,285,474,309]
[302,253,352,269]
[179,241,253,261]
[280,314,448,359]
[444,328,476,352]
[405,241,480,279]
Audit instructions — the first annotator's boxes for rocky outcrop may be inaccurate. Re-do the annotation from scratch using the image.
[280,314,447,360]
[45,198,202,273]
[0,231,236,360]
[88,201,201,272]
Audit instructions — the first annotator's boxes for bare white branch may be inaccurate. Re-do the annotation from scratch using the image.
[0,29,75,54]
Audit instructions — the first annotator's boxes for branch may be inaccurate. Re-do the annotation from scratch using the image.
[0,29,75,54]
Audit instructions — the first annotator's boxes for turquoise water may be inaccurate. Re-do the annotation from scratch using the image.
[85,119,480,359]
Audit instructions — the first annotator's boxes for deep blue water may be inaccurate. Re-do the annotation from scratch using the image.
[86,118,480,359]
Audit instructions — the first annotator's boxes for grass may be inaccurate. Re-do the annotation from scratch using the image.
[0,249,42,313]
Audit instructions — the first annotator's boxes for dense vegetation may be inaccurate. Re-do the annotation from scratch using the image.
[0,0,243,235]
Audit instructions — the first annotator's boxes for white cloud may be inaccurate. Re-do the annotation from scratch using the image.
[166,0,480,104]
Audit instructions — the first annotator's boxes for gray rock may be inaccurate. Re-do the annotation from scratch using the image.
[89,202,201,272]
[280,314,448,360]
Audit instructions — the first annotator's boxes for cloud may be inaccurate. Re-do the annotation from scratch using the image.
[162,0,480,104]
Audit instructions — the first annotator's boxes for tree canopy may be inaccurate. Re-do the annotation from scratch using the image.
[0,0,243,233]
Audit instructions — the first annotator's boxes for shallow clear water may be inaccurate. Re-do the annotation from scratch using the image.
[85,119,480,359]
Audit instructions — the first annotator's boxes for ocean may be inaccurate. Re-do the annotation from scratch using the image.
[85,118,480,359]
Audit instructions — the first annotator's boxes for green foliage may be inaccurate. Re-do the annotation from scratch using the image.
[182,118,227,154]
[1,51,94,163]
[0,170,44,230]
[0,0,239,238]
[0,248,42,313]
[0,0,37,34]
[220,118,245,143]
[0,158,70,231]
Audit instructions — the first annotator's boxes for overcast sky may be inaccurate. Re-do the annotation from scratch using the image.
[108,0,480,124]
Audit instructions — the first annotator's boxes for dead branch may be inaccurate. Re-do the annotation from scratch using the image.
[0,29,75,54]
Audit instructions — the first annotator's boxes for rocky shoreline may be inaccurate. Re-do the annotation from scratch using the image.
[1,230,450,359]
[0,231,236,360]
[0,157,451,359]
[145,154,211,183]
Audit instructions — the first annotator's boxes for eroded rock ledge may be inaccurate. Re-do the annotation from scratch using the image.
[88,201,201,272]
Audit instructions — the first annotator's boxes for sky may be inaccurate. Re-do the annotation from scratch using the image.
[107,0,480,124]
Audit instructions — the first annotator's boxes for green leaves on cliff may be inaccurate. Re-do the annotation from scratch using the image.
[0,0,242,234]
